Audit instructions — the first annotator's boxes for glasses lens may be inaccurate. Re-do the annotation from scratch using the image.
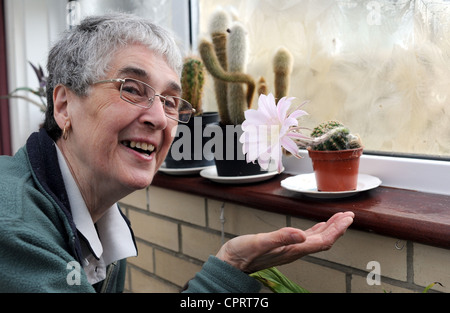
[120,79,154,107]
[119,78,193,123]
[164,97,193,123]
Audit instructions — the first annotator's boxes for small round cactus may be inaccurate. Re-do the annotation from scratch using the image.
[310,121,362,151]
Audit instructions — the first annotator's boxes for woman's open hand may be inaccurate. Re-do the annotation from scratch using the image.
[215,211,354,273]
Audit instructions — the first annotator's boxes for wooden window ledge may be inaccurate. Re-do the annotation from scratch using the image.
[152,172,450,249]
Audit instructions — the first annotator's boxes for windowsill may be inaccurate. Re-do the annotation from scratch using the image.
[152,172,450,250]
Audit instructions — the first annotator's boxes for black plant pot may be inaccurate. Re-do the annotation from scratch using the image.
[213,123,267,177]
[165,112,219,168]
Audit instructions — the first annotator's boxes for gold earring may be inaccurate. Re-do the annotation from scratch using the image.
[62,121,70,140]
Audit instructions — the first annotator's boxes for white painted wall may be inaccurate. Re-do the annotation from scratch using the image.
[5,0,66,153]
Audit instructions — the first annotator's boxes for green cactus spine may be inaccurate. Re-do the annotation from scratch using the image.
[181,57,205,116]
[273,46,293,100]
[310,121,362,151]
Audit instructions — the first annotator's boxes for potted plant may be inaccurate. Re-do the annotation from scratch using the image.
[164,56,219,169]
[1,62,47,113]
[199,9,294,177]
[239,94,363,192]
[306,121,363,192]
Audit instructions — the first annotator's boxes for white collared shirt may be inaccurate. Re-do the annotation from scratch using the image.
[56,146,137,285]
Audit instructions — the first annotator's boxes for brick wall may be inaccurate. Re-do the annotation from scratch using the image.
[119,186,449,293]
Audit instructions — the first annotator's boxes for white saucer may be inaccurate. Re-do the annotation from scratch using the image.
[200,167,281,184]
[280,173,381,198]
[159,164,215,176]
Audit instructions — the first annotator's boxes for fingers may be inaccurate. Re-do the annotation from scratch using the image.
[262,227,307,248]
[305,211,355,236]
[262,212,354,249]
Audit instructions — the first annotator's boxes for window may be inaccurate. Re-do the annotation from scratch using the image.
[197,0,450,160]
[75,0,192,55]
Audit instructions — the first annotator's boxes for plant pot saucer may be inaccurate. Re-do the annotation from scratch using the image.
[280,173,381,198]
[201,167,282,184]
[159,164,215,176]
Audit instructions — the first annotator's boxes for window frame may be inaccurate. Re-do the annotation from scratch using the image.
[0,0,11,155]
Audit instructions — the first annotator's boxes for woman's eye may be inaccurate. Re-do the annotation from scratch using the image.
[122,85,142,96]
[164,98,178,110]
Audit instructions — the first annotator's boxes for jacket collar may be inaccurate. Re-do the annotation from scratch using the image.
[26,129,138,266]
[55,145,137,264]
[26,129,83,263]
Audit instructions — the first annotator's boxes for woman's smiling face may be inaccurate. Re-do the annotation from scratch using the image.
[62,44,179,194]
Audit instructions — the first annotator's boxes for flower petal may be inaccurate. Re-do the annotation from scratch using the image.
[281,136,300,157]
[240,92,310,172]
[277,96,296,121]
[289,109,309,120]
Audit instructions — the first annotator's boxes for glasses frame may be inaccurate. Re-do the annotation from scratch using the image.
[92,78,196,123]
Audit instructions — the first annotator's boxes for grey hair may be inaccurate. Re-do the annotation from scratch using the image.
[44,13,183,140]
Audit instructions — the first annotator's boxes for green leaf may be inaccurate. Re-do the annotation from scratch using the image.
[9,87,39,95]
[250,267,309,293]
[422,282,443,293]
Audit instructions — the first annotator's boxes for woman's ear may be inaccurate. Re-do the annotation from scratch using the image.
[53,84,70,130]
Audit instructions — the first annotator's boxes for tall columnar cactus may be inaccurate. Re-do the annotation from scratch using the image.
[208,9,230,124]
[181,57,205,116]
[309,121,362,151]
[201,10,295,124]
[200,9,255,126]
[199,40,255,123]
[227,22,250,124]
[273,46,293,100]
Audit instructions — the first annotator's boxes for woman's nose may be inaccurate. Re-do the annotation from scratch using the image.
[139,96,168,130]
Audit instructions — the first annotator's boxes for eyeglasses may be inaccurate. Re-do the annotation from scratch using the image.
[92,78,195,123]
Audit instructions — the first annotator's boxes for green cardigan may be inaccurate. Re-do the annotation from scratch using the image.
[0,129,261,293]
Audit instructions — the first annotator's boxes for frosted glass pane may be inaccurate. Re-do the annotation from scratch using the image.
[198,0,450,158]
[77,0,172,29]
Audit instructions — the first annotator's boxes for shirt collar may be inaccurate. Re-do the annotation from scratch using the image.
[56,146,137,264]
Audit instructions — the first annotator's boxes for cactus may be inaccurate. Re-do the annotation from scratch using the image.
[181,57,205,116]
[199,40,255,125]
[273,46,293,100]
[309,121,362,151]
[208,9,231,124]
[257,77,269,96]
[227,22,250,124]
[200,9,255,126]
[200,10,295,125]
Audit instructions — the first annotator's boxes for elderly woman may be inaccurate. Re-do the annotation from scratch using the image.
[0,13,354,292]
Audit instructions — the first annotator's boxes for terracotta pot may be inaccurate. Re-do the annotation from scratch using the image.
[307,147,363,192]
